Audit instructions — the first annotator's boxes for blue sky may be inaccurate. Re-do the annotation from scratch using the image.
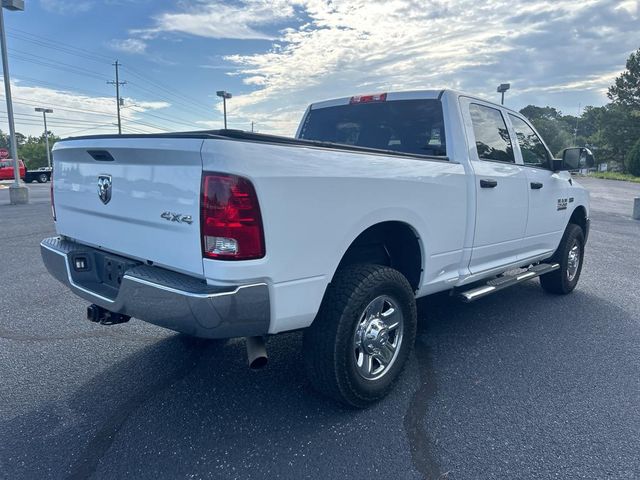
[1,0,639,138]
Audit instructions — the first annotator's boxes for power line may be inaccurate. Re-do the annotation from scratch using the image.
[9,48,108,78]
[122,66,215,117]
[7,27,112,63]
[9,54,108,82]
[5,29,218,129]
[14,75,110,98]
[11,28,214,119]
[0,95,170,132]
[122,105,203,129]
[62,123,118,136]
[125,80,213,119]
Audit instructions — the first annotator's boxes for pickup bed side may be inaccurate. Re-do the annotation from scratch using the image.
[200,136,469,334]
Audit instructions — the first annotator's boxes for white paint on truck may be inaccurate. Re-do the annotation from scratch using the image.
[47,89,589,336]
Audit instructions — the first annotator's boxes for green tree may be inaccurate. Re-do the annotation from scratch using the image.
[625,137,640,176]
[18,133,60,169]
[608,48,640,109]
[0,130,26,151]
[519,105,575,155]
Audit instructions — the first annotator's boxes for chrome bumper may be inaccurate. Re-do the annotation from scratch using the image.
[40,236,270,339]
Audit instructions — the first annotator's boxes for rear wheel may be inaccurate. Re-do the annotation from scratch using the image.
[303,264,417,408]
[37,173,48,183]
[540,223,584,294]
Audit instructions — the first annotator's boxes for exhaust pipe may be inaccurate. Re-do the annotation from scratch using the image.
[246,336,268,369]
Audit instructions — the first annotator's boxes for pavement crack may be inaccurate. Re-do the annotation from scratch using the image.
[65,343,207,480]
[403,335,443,480]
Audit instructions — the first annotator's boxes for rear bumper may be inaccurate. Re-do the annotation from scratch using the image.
[40,236,270,339]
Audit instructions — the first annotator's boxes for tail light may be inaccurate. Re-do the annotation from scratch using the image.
[201,172,265,260]
[50,172,56,221]
[350,93,387,104]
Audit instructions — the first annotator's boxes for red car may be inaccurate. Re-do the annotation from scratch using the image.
[0,158,26,181]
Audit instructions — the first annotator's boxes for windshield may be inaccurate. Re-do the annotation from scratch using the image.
[298,99,446,156]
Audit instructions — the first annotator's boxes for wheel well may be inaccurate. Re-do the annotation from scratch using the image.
[336,221,422,291]
[569,206,587,234]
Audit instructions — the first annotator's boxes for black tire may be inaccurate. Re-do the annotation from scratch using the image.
[37,173,48,183]
[540,223,585,294]
[303,264,417,408]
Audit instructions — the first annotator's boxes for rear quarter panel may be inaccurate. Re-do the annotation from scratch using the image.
[201,139,468,333]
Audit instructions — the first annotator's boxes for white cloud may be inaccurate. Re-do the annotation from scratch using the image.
[109,38,148,55]
[134,0,298,40]
[34,0,640,136]
[0,80,170,137]
[40,0,94,14]
[205,0,640,135]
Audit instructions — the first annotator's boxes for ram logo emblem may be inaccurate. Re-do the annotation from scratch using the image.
[97,175,112,205]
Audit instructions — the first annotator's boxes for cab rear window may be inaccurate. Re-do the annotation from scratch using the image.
[299,99,446,157]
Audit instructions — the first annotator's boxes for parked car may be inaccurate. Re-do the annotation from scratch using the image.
[25,166,53,183]
[0,159,25,181]
[40,89,591,407]
[0,159,51,183]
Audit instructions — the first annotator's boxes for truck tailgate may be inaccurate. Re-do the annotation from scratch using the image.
[52,137,205,276]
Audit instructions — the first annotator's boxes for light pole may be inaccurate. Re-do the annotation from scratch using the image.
[216,90,232,129]
[0,0,27,204]
[497,83,510,105]
[35,107,53,168]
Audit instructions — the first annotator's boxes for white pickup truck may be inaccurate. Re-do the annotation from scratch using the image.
[41,89,591,407]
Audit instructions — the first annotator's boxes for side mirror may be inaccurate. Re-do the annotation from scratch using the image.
[554,147,594,171]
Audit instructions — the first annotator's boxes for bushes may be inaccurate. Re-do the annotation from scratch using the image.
[626,137,640,177]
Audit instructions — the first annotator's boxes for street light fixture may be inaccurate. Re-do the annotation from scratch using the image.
[216,90,232,129]
[497,83,510,105]
[35,108,54,168]
[1,0,27,204]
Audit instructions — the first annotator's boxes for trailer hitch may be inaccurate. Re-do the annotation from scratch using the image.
[87,304,131,325]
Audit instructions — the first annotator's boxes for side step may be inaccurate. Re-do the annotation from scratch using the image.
[459,263,560,302]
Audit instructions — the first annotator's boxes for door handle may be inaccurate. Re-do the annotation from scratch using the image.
[480,179,498,188]
[530,182,543,189]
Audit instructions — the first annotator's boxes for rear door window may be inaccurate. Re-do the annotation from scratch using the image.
[469,103,514,163]
[299,99,446,156]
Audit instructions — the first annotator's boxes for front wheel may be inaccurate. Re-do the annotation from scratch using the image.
[303,264,417,408]
[540,223,585,294]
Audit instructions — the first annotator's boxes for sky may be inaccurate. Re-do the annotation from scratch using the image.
[0,0,638,138]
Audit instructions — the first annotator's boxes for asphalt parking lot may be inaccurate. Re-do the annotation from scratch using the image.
[1,177,639,480]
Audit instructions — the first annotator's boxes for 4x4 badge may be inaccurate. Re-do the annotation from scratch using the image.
[160,211,193,224]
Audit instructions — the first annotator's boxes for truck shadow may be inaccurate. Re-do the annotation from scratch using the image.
[2,283,632,480]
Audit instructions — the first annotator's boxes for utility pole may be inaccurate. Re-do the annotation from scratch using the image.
[107,60,126,134]
[251,121,254,133]
[1,0,27,204]
[573,103,581,145]
[35,108,53,167]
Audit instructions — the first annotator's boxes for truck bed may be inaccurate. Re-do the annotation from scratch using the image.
[62,129,450,163]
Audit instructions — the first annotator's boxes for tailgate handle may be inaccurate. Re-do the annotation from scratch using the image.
[480,179,498,188]
[87,150,115,162]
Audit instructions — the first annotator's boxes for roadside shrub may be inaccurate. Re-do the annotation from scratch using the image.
[626,137,640,176]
